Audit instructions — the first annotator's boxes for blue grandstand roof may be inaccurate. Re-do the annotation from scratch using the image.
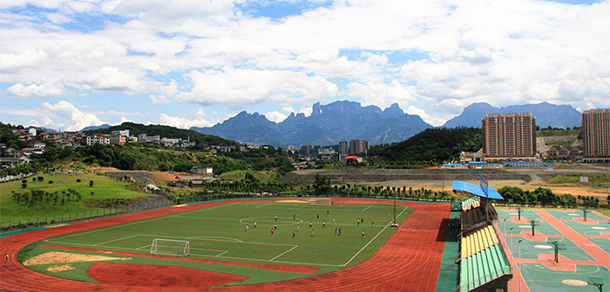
[452,181,504,200]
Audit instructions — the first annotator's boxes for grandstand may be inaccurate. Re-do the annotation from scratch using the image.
[453,180,512,292]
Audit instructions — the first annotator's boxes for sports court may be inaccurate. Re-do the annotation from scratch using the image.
[496,208,610,292]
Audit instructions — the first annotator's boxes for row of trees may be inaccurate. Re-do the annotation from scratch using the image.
[11,189,88,207]
[497,186,603,208]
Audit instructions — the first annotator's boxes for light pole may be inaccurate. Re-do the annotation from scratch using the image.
[518,239,523,292]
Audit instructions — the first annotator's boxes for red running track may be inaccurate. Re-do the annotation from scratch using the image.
[0,198,451,292]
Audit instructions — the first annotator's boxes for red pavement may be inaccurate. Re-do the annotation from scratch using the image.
[0,199,451,292]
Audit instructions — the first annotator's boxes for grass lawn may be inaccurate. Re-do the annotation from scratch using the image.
[0,173,147,222]
[20,199,412,285]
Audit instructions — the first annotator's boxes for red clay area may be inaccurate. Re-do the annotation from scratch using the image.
[88,262,248,288]
[39,244,320,274]
[0,198,451,292]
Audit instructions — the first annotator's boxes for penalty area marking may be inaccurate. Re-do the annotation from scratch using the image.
[270,245,299,262]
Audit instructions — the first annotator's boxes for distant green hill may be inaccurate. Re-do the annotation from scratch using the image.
[83,122,236,146]
[369,127,481,166]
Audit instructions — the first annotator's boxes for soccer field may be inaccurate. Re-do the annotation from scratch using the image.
[41,199,412,267]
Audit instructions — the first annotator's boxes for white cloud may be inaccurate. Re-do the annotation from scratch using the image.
[72,67,142,92]
[6,81,64,97]
[158,112,219,129]
[2,0,610,129]
[263,111,287,123]
[176,67,338,109]
[0,49,48,71]
[41,100,105,131]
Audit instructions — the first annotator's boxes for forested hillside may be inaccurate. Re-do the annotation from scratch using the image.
[369,127,481,167]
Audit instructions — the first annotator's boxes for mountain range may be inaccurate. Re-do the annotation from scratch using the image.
[191,101,583,147]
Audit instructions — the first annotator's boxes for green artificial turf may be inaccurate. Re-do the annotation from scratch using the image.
[20,199,412,285]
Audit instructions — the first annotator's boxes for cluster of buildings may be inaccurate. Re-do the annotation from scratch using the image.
[290,139,370,162]
[456,108,609,168]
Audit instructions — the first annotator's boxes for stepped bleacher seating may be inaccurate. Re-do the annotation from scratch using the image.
[458,225,512,292]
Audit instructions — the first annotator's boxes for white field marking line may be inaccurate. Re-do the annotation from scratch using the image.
[256,202,273,209]
[342,206,409,267]
[50,204,230,241]
[190,253,344,268]
[362,206,372,211]
[270,245,299,262]
[216,251,229,257]
[186,236,244,243]
[152,235,294,247]
[94,234,141,246]
[136,245,151,250]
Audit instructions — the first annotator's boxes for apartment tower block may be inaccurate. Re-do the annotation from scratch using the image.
[582,109,610,158]
[482,113,536,158]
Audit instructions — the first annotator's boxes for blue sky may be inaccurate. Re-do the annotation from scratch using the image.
[1,0,609,131]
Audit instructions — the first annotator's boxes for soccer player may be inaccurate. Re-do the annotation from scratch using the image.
[275,215,278,221]
[309,222,313,228]
[362,230,365,237]
[334,228,337,235]
[357,220,359,226]
[338,228,342,236]
[293,214,296,220]
[5,253,8,263]
[333,218,335,224]
[293,230,296,238]
[297,224,300,232]
[271,228,274,236]
[254,221,257,228]
[274,223,277,230]
[322,220,326,227]
[246,224,249,232]
[371,221,375,228]
[311,229,315,236]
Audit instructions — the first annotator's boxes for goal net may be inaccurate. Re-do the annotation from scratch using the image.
[150,238,190,257]
[310,197,332,205]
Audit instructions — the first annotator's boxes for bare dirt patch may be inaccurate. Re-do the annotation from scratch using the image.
[46,264,76,272]
[24,251,128,266]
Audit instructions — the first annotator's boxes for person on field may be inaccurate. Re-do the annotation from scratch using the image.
[274,223,277,230]
[333,218,335,224]
[246,224,249,232]
[310,222,313,228]
[293,230,296,238]
[293,214,296,220]
[271,228,274,236]
[334,228,337,235]
[338,228,342,236]
[254,221,257,228]
[322,220,326,227]
[357,220,359,226]
[275,215,278,221]
[297,224,300,232]
[311,229,315,236]
[5,253,8,263]
[371,221,375,228]
[362,230,365,237]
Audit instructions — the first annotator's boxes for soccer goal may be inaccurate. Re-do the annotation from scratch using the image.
[310,197,332,205]
[150,238,190,257]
